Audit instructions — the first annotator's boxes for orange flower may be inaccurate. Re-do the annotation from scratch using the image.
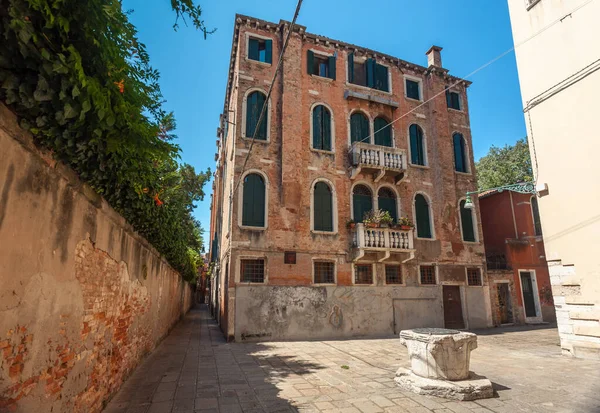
[153,194,163,206]
[114,79,124,94]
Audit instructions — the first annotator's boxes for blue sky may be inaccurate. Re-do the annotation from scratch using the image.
[124,0,527,250]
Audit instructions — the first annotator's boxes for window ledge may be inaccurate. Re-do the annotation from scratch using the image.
[238,282,266,285]
[239,225,267,231]
[448,108,464,114]
[410,164,430,170]
[310,74,334,82]
[462,240,480,245]
[405,96,423,103]
[384,283,406,287]
[312,283,337,287]
[345,82,392,96]
[418,284,439,287]
[245,57,272,67]
[416,237,437,241]
[353,283,376,287]
[454,171,472,176]
[241,136,269,144]
[311,230,338,236]
[310,148,335,156]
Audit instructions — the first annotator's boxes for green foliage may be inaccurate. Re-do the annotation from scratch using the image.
[475,138,533,190]
[0,0,212,282]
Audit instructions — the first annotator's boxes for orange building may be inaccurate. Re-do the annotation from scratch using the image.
[479,190,556,325]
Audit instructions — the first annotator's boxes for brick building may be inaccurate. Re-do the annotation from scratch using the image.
[479,190,556,325]
[208,14,492,341]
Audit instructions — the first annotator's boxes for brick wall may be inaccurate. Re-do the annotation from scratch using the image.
[0,104,194,413]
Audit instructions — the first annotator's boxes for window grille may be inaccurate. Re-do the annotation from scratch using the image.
[420,265,436,285]
[241,259,265,283]
[314,261,335,284]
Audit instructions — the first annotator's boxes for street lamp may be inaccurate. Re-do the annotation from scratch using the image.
[465,182,536,210]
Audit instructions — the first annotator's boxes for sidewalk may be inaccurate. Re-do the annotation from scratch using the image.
[103,306,600,413]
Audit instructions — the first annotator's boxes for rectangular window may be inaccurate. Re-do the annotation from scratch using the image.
[385,265,402,284]
[314,261,335,284]
[241,259,265,283]
[352,60,367,86]
[446,90,461,110]
[307,51,336,80]
[354,264,373,285]
[248,37,272,64]
[467,268,482,286]
[406,79,421,100]
[348,54,388,91]
[420,265,436,285]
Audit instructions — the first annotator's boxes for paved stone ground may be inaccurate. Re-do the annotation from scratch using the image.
[104,306,600,413]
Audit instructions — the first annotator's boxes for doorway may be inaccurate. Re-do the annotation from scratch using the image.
[443,285,465,329]
[497,282,513,324]
[519,270,542,322]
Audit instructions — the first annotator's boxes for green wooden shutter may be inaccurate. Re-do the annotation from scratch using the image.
[374,118,392,147]
[360,114,369,143]
[366,58,375,88]
[265,40,272,64]
[378,195,397,223]
[446,89,451,107]
[246,92,257,137]
[460,200,475,242]
[350,113,360,143]
[312,105,322,149]
[453,133,466,172]
[410,124,424,165]
[328,56,336,80]
[256,93,267,140]
[322,107,331,151]
[314,182,333,231]
[415,195,432,238]
[348,53,354,83]
[242,174,265,227]
[375,64,388,91]
[353,190,372,222]
[307,50,314,75]
[248,38,259,61]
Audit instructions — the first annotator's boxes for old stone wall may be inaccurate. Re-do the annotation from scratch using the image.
[0,105,194,413]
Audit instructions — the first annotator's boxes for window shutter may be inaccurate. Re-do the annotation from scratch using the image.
[323,107,331,151]
[265,39,272,64]
[360,115,369,143]
[328,55,336,80]
[415,195,432,238]
[307,50,314,75]
[312,106,322,149]
[374,118,392,147]
[353,194,372,222]
[378,196,397,223]
[410,124,424,165]
[375,64,388,91]
[350,113,359,143]
[248,38,259,60]
[366,58,375,88]
[348,53,354,83]
[243,174,265,227]
[453,134,466,172]
[256,93,267,140]
[246,92,257,137]
[314,183,333,231]
[446,89,451,107]
[460,200,475,242]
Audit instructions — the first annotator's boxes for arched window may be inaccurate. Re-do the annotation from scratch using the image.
[374,117,392,147]
[531,196,542,236]
[312,105,332,151]
[409,124,425,165]
[415,194,432,238]
[378,187,397,223]
[246,91,268,140]
[314,182,333,232]
[453,133,467,172]
[242,173,266,227]
[459,199,476,242]
[350,112,369,144]
[352,185,372,222]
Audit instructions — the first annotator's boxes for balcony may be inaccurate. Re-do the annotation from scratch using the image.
[352,223,415,262]
[349,142,407,184]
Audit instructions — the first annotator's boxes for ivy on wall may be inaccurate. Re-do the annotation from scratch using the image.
[0,0,213,282]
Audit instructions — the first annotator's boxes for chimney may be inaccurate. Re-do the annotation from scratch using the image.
[426,45,443,68]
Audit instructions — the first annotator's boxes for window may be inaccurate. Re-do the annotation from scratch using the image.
[241,259,265,283]
[415,194,432,239]
[354,264,373,284]
[378,188,397,223]
[307,51,336,80]
[459,200,476,242]
[374,117,392,147]
[352,185,372,222]
[242,173,266,227]
[348,53,389,92]
[314,261,335,284]
[531,196,543,236]
[246,91,268,140]
[350,112,369,144]
[248,37,272,63]
[446,90,461,110]
[385,265,402,284]
[467,268,482,286]
[313,182,333,232]
[409,124,426,166]
[312,105,332,151]
[420,265,436,285]
[453,133,468,173]
[405,79,421,100]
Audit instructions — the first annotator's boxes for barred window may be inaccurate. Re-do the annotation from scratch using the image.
[467,268,482,286]
[314,261,335,284]
[420,265,436,285]
[385,265,402,284]
[354,264,373,285]
[241,259,265,283]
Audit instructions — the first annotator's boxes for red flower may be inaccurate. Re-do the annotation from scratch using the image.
[153,194,163,206]
[114,79,124,94]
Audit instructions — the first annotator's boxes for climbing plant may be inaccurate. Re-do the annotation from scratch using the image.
[0,0,213,282]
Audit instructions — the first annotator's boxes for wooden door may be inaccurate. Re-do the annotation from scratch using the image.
[520,272,537,318]
[497,283,512,324]
[443,286,465,329]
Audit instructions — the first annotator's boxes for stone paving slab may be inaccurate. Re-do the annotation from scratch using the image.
[104,306,600,413]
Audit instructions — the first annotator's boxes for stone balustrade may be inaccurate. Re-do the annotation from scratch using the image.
[353,223,414,251]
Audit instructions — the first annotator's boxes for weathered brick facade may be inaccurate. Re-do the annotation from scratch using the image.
[209,15,492,341]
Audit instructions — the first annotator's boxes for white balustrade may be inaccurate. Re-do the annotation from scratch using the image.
[354,223,414,251]
[351,142,405,170]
